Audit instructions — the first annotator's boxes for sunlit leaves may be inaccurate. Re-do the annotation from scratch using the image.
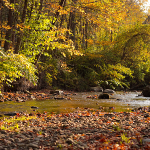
[112,24,150,83]
[97,63,133,89]
[0,115,37,131]
[0,48,37,89]
[2,0,15,10]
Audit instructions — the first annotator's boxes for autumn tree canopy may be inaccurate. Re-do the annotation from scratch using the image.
[0,0,150,91]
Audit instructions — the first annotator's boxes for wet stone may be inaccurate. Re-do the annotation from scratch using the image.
[104,113,115,118]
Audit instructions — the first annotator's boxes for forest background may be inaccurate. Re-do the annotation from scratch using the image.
[0,0,150,92]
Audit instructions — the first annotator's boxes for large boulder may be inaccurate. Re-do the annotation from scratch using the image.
[98,93,109,99]
[103,89,115,93]
[90,86,103,92]
[142,85,150,97]
[50,90,64,95]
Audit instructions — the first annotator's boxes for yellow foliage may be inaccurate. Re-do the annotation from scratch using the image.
[0,49,37,87]
[86,39,94,45]
[1,25,11,30]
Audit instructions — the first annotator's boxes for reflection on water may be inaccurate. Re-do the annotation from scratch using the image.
[0,91,150,115]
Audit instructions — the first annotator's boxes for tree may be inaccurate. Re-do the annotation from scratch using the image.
[0,47,37,91]
[0,0,148,91]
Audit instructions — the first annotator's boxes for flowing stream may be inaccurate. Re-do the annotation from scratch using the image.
[0,91,150,116]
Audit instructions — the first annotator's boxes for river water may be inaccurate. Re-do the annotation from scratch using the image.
[0,91,150,115]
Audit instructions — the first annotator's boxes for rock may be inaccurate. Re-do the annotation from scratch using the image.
[0,93,3,99]
[98,93,109,99]
[104,113,115,118]
[39,93,45,98]
[50,90,64,95]
[142,85,150,97]
[24,90,31,94]
[4,112,17,116]
[143,138,150,145]
[31,106,38,109]
[136,93,143,97]
[16,91,24,94]
[16,97,24,102]
[116,99,122,101]
[31,95,36,99]
[90,86,103,92]
[144,113,149,118]
[103,89,115,93]
[54,97,64,100]
[8,94,12,98]
[28,95,36,100]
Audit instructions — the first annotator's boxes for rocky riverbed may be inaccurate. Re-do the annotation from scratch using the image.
[0,108,150,149]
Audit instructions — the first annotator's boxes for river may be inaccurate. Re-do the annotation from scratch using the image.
[0,91,150,116]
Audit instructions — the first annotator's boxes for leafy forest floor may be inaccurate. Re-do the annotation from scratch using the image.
[0,91,150,149]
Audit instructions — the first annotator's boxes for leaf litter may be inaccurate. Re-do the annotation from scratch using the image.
[0,107,150,149]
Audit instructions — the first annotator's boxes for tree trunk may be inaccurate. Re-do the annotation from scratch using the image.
[0,0,2,47]
[4,0,15,51]
[68,11,76,42]
[15,0,28,54]
[67,0,77,48]
[85,19,88,49]
[82,20,85,48]
[27,0,34,22]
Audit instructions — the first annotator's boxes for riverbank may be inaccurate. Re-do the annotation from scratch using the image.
[0,109,150,149]
[0,89,63,102]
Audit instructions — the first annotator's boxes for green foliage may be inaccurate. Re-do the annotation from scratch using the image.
[97,63,133,89]
[37,57,59,88]
[22,12,73,64]
[46,73,53,86]
[64,54,133,90]
[0,47,37,90]
[112,24,150,86]
[56,70,78,90]
[21,13,55,62]
[0,0,148,91]
[114,24,150,60]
